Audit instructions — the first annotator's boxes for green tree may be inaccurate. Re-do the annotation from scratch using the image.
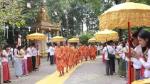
[79,33,93,45]
[0,0,25,27]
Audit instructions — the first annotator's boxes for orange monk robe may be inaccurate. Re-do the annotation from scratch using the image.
[88,46,93,60]
[61,46,68,68]
[68,47,74,69]
[91,46,97,60]
[55,46,64,72]
[65,46,70,66]
[71,47,76,66]
[74,48,79,65]
[82,46,86,60]
[85,46,89,60]
[79,46,84,61]
[93,46,97,59]
[77,48,80,64]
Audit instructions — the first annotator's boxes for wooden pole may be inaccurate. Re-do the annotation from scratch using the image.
[128,22,131,84]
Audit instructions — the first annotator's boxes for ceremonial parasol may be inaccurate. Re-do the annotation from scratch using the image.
[68,37,79,43]
[26,32,47,41]
[99,2,150,84]
[51,36,65,42]
[88,37,96,43]
[95,29,119,42]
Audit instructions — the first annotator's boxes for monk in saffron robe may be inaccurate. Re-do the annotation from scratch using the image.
[74,47,78,65]
[79,46,83,62]
[69,45,75,69]
[89,45,93,60]
[91,45,97,60]
[77,48,80,64]
[55,46,64,76]
[84,45,89,61]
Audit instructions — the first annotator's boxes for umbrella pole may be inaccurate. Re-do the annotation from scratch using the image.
[127,22,132,84]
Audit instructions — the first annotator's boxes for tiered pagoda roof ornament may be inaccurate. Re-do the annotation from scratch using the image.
[32,0,60,32]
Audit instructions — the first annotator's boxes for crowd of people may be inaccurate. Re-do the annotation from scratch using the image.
[0,42,97,83]
[101,29,150,82]
[0,43,40,83]
[47,43,97,76]
[1,29,150,83]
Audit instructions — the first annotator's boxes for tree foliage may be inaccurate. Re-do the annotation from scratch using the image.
[79,33,93,45]
[0,0,25,27]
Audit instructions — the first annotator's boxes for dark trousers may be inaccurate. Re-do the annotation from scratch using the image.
[112,58,115,73]
[32,56,36,70]
[135,69,141,80]
[50,55,54,65]
[106,60,113,75]
[47,52,50,61]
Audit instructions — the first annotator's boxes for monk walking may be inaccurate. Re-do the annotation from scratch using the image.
[55,44,64,77]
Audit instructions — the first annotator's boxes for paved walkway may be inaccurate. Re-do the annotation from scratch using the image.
[10,58,56,84]
[10,57,126,84]
[64,58,126,84]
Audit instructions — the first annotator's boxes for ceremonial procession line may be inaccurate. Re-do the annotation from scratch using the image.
[36,61,84,84]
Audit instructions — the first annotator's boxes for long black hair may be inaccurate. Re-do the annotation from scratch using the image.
[138,29,150,48]
[132,28,143,38]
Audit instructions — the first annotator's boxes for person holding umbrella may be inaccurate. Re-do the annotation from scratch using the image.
[138,30,150,78]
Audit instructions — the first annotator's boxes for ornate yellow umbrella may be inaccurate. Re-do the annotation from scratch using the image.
[51,36,65,42]
[99,2,150,84]
[26,32,47,41]
[88,37,96,43]
[100,2,150,30]
[132,78,150,84]
[68,37,79,43]
[95,29,119,42]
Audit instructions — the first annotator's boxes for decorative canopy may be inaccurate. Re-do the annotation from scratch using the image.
[88,37,96,43]
[68,37,79,43]
[26,32,47,41]
[95,29,119,42]
[51,36,65,42]
[99,2,150,30]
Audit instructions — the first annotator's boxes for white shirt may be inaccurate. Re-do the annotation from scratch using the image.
[2,50,10,62]
[116,45,123,57]
[97,46,100,50]
[32,47,38,56]
[27,47,32,57]
[48,46,54,56]
[140,49,150,78]
[103,45,115,60]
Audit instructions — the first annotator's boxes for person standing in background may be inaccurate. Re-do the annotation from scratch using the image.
[49,44,55,65]
[2,46,11,83]
[47,45,50,62]
[103,41,115,75]
[27,45,33,73]
[14,46,23,78]
[32,44,38,71]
